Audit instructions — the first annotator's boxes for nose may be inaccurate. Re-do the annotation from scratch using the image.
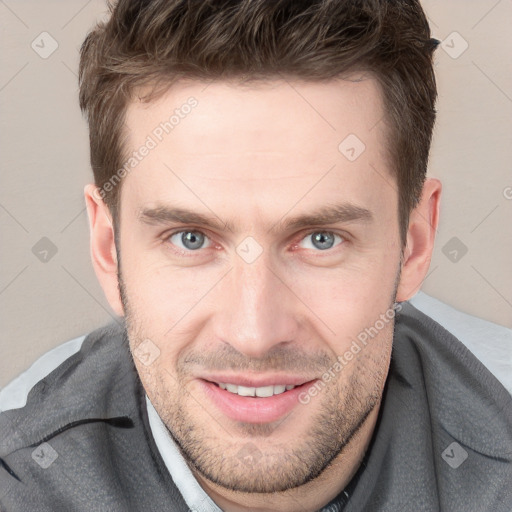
[213,251,301,359]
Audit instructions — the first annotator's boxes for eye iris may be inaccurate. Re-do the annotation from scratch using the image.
[182,231,204,250]
[312,232,335,250]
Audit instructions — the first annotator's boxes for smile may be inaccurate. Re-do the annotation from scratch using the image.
[216,383,296,397]
[200,378,317,423]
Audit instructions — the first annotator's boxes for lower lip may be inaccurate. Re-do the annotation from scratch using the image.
[199,380,315,424]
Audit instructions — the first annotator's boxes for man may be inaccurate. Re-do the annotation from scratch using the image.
[0,0,511,511]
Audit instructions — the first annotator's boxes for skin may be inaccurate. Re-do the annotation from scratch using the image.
[85,78,441,512]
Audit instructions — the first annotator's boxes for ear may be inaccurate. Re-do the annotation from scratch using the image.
[395,178,442,302]
[84,184,124,317]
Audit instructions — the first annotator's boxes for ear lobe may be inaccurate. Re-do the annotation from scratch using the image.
[395,178,442,302]
[84,184,124,317]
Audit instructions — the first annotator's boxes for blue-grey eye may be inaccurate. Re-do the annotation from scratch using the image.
[169,230,211,251]
[299,231,343,251]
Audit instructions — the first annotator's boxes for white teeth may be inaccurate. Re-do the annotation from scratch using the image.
[226,383,238,393]
[273,385,286,395]
[237,385,256,397]
[218,383,296,397]
[255,385,274,398]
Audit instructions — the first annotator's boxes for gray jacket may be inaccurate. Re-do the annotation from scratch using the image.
[1,302,511,511]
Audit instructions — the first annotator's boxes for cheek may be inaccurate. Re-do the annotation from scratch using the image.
[123,251,215,319]
[290,254,398,350]
[122,260,225,369]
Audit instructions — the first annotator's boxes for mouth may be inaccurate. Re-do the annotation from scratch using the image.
[217,382,298,397]
[198,377,317,424]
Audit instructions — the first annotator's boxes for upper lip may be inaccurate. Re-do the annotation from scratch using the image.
[199,374,316,388]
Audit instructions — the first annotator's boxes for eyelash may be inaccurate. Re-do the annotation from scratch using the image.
[163,228,347,257]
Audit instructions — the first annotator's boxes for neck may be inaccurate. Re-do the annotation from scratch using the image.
[193,402,381,512]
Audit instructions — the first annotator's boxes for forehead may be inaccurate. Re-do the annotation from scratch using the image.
[120,78,394,229]
[125,77,386,161]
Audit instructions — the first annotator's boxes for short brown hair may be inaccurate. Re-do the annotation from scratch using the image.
[79,0,438,244]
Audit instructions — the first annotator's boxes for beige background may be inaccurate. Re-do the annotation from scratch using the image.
[1,0,511,388]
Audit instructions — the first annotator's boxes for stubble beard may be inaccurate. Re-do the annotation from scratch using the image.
[118,265,395,494]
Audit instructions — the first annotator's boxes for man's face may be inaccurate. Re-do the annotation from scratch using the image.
[118,78,401,493]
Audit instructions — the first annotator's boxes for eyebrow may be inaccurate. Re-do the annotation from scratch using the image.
[139,206,235,232]
[273,203,373,234]
[139,202,373,234]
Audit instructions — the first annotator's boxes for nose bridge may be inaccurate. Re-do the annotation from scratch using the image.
[216,251,299,357]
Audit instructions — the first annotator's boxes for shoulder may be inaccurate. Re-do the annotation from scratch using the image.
[409,291,512,395]
[0,322,136,456]
[393,299,512,452]
[0,322,189,511]
[0,335,86,413]
[374,300,512,510]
